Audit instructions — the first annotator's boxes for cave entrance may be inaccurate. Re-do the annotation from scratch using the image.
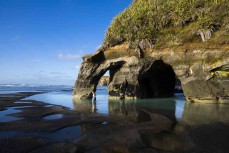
[139,60,180,98]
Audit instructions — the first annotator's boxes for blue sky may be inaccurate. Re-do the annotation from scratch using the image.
[0,0,132,85]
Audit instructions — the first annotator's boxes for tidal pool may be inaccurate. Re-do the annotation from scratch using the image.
[0,107,22,122]
[43,114,64,120]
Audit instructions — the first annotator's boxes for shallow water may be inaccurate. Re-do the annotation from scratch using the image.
[23,91,74,108]
[1,85,229,150]
[14,101,32,104]
[23,86,185,118]
[0,107,22,122]
[1,84,228,125]
[22,86,229,126]
[43,114,64,120]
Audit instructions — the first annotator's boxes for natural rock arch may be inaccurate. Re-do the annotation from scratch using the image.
[73,0,229,103]
[73,46,229,104]
[73,52,126,99]
[73,54,179,100]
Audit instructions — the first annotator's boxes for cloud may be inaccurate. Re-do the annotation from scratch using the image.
[58,53,81,60]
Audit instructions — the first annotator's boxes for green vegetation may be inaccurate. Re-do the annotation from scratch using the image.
[103,0,229,48]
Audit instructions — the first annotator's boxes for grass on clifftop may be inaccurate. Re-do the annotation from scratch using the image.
[103,0,229,49]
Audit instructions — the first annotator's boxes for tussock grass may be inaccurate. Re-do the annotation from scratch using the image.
[103,0,229,49]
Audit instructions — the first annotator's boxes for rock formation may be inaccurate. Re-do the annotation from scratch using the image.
[98,76,109,86]
[73,44,229,103]
[73,0,229,103]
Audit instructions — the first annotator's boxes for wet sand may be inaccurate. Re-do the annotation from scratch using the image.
[0,92,229,153]
[0,92,81,152]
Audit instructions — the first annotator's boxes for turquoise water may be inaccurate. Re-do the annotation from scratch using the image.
[1,85,229,146]
[23,86,186,121]
[1,85,228,125]
[0,86,229,125]
[22,86,229,126]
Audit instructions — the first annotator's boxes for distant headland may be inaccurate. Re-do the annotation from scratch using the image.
[98,76,109,86]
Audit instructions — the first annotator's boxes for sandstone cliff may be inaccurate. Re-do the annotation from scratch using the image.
[73,0,229,103]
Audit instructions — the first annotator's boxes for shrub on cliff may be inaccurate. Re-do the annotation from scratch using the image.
[103,0,229,48]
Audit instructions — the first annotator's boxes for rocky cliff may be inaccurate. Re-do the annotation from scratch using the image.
[73,0,229,103]
[73,44,229,103]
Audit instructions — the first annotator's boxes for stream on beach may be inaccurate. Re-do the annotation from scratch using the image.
[0,85,229,153]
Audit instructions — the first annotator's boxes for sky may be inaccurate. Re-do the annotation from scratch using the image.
[0,0,132,86]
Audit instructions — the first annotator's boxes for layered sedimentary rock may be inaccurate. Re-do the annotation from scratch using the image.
[73,0,229,103]
[73,44,229,103]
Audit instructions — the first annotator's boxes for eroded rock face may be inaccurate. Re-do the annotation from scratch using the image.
[73,45,229,103]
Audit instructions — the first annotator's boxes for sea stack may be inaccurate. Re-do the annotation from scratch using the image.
[73,0,229,103]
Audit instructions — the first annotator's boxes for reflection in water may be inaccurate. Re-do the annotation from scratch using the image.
[74,97,178,122]
[23,91,74,109]
[74,90,184,122]
[108,99,177,122]
[73,99,93,114]
[0,107,22,122]
[73,95,229,126]
[73,99,99,114]
[24,86,229,152]
[92,98,97,113]
[73,97,187,152]
[43,114,64,120]
[20,87,229,152]
[182,103,229,126]
[14,101,32,104]
[108,100,130,117]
